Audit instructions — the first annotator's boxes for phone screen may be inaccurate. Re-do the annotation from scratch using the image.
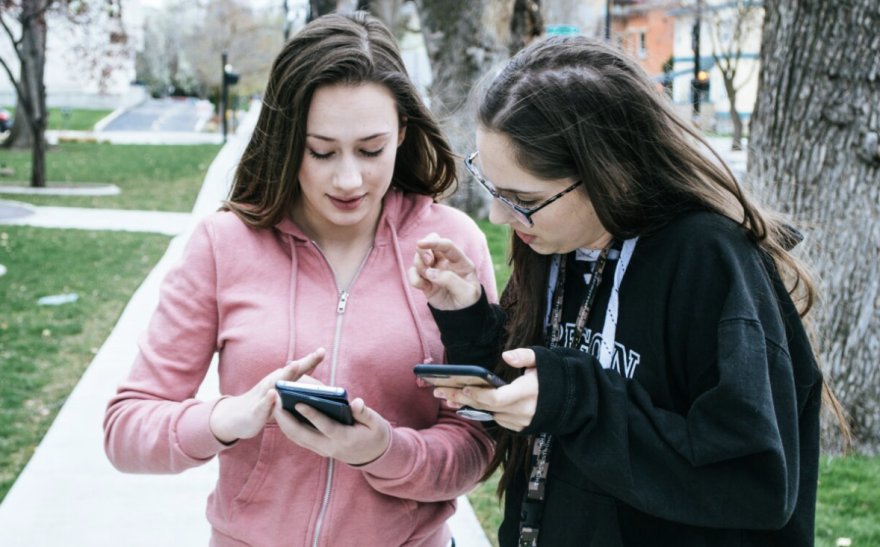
[419,375,500,389]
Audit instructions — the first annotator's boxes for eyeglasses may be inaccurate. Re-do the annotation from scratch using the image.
[464,151,583,227]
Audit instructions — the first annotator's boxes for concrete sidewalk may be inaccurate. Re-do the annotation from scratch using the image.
[0,106,491,546]
[0,203,192,235]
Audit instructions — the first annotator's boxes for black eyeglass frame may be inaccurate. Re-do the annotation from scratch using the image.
[464,151,584,228]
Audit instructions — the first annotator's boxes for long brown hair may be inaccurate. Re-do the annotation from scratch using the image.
[477,36,849,496]
[224,11,457,228]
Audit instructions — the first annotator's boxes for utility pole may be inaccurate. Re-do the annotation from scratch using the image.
[221,52,239,143]
[221,51,228,142]
[691,0,702,122]
[605,0,613,41]
[283,0,290,41]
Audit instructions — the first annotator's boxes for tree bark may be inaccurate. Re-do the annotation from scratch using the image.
[357,0,401,32]
[749,0,880,452]
[1,0,49,188]
[308,0,340,21]
[509,0,542,56]
[415,0,542,216]
[722,75,743,151]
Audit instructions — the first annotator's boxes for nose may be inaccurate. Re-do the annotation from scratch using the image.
[488,199,510,226]
[333,155,362,191]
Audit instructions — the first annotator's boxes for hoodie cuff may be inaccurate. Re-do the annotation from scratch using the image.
[176,397,238,460]
[519,347,572,437]
[429,287,495,348]
[354,427,418,479]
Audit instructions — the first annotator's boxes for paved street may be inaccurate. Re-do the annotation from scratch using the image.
[101,98,211,132]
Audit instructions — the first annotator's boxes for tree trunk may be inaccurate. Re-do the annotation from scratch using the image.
[2,1,50,187]
[723,76,743,151]
[749,0,880,453]
[4,100,35,150]
[509,0,542,56]
[308,0,340,21]
[730,108,743,151]
[414,0,545,216]
[357,0,401,32]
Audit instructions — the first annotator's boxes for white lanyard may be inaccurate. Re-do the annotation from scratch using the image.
[544,237,638,363]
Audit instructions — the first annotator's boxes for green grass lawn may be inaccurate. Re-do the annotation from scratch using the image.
[478,220,511,291]
[468,219,880,546]
[0,226,170,503]
[0,143,221,211]
[816,455,880,546]
[1,107,113,131]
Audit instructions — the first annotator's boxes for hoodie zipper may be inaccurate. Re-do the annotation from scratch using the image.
[309,241,373,547]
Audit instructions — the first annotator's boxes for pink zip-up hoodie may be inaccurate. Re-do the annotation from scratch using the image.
[104,189,498,547]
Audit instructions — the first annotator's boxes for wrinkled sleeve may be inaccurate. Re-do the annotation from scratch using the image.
[357,228,498,502]
[103,220,233,474]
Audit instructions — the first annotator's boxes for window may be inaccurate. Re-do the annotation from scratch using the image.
[638,31,647,58]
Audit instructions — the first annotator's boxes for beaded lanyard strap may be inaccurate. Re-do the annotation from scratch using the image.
[518,240,614,547]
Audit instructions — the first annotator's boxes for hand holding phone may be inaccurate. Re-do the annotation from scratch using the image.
[415,349,539,431]
[272,391,392,466]
[210,349,326,444]
[275,380,354,426]
[413,364,506,421]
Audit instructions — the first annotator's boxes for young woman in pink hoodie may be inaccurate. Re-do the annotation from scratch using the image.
[104,12,496,547]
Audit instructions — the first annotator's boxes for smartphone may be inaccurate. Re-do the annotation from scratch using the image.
[413,364,507,389]
[413,365,507,422]
[275,380,354,426]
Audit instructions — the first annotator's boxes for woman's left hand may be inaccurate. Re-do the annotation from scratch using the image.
[273,396,392,466]
[435,348,539,432]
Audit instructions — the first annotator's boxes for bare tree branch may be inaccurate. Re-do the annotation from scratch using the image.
[0,10,23,50]
[0,53,31,111]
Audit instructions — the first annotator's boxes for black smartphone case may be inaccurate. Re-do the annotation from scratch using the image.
[413,364,507,388]
[277,386,354,426]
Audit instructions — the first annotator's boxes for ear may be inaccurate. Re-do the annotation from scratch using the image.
[397,117,408,147]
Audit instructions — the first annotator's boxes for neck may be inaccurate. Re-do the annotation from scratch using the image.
[578,231,614,252]
[293,203,382,253]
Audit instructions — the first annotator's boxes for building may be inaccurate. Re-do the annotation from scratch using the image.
[610,0,677,82]
[668,0,764,133]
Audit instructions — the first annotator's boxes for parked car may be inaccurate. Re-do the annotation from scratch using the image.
[0,108,11,132]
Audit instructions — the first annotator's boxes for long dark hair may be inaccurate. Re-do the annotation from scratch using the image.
[477,36,848,496]
[224,11,457,228]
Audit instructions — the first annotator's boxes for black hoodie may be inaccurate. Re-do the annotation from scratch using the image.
[431,211,822,547]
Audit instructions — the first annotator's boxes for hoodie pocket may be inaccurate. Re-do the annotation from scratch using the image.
[230,424,278,516]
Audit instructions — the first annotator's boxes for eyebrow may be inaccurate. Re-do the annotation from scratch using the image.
[306,132,389,142]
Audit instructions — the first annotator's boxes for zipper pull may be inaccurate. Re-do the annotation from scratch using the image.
[337,291,349,314]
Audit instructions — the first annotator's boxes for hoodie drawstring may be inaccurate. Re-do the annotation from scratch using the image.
[387,220,434,365]
[286,235,298,364]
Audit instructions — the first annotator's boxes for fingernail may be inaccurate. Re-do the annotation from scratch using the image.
[427,268,438,280]
[463,388,471,396]
[433,389,445,399]
[504,350,519,364]
[422,252,432,263]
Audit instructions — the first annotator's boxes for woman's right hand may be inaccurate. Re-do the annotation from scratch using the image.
[209,348,326,444]
[408,233,482,311]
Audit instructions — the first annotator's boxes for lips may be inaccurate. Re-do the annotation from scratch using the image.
[329,195,366,211]
[515,230,536,244]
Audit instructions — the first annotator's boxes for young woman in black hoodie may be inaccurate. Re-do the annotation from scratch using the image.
[408,36,847,546]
